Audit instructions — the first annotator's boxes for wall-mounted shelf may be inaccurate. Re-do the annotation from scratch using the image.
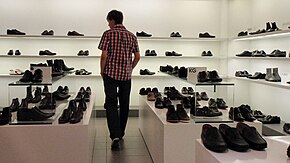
[0,35,101,40]
[0,55,100,58]
[233,29,290,41]
[230,56,290,60]
[137,37,227,42]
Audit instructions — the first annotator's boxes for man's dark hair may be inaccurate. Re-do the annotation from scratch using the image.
[107,10,123,24]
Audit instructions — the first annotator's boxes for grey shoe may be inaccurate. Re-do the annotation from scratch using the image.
[272,68,281,82]
[265,68,273,81]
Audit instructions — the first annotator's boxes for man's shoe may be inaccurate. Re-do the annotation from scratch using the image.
[32,69,43,83]
[139,88,147,95]
[208,98,218,109]
[67,31,84,36]
[7,50,13,55]
[30,87,42,103]
[53,91,71,101]
[257,115,280,124]
[19,70,33,82]
[170,32,182,37]
[201,124,227,152]
[247,72,266,79]
[15,50,21,55]
[39,50,56,56]
[229,107,245,122]
[202,51,213,56]
[265,68,273,81]
[176,104,190,122]
[192,106,222,117]
[239,105,256,122]
[42,30,54,36]
[216,98,227,109]
[238,31,248,37]
[166,105,179,123]
[163,97,172,108]
[140,69,155,75]
[267,49,286,57]
[208,70,222,82]
[219,124,249,152]
[284,123,290,134]
[181,87,188,94]
[252,50,266,57]
[7,29,26,35]
[111,138,120,150]
[147,92,155,101]
[69,103,83,124]
[187,87,194,95]
[198,71,210,82]
[200,92,209,101]
[39,93,56,110]
[8,98,19,112]
[17,106,55,121]
[181,97,191,108]
[199,32,215,38]
[0,107,10,125]
[136,31,152,37]
[237,122,267,150]
[155,97,164,109]
[272,67,281,82]
[236,51,252,57]
[172,51,182,56]
[253,110,265,118]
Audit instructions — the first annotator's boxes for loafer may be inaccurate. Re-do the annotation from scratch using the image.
[236,51,252,57]
[136,31,152,37]
[237,122,267,150]
[140,69,155,75]
[67,31,84,36]
[219,124,249,152]
[7,29,26,35]
[199,32,215,38]
[201,124,227,152]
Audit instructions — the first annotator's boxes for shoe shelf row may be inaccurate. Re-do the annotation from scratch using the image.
[229,76,290,90]
[231,56,290,60]
[232,29,290,41]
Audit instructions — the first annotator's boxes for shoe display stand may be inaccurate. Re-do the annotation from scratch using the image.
[195,136,290,163]
[139,96,262,163]
[0,93,96,163]
[262,121,289,136]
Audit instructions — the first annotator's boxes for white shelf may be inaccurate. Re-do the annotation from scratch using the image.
[66,72,172,78]
[0,35,101,40]
[0,55,100,58]
[229,76,290,90]
[141,56,227,59]
[230,56,290,60]
[233,29,290,41]
[137,37,227,42]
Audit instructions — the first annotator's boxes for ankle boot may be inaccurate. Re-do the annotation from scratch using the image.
[272,67,281,82]
[32,69,43,82]
[26,86,33,103]
[19,70,33,82]
[31,87,42,103]
[9,98,20,112]
[266,22,271,31]
[265,68,273,81]
[39,93,56,109]
[271,22,279,31]
[19,98,28,109]
[42,85,49,95]
[58,59,74,71]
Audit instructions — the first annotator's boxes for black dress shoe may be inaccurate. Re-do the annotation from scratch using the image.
[42,30,54,36]
[172,51,182,56]
[53,91,71,101]
[216,98,227,109]
[267,49,286,57]
[249,29,266,35]
[39,93,56,110]
[58,108,73,124]
[236,51,252,57]
[208,98,217,109]
[199,32,215,38]
[176,104,190,122]
[39,50,56,55]
[30,87,42,103]
[136,31,152,37]
[178,67,187,78]
[70,104,83,124]
[15,50,21,55]
[200,92,209,101]
[0,107,10,125]
[237,122,267,150]
[160,65,173,73]
[202,51,213,56]
[7,50,13,55]
[181,97,191,108]
[252,50,266,57]
[32,69,43,82]
[257,115,280,124]
[139,88,147,95]
[201,124,227,152]
[170,32,182,37]
[284,123,290,134]
[219,124,249,152]
[19,70,33,82]
[181,87,188,94]
[8,98,19,112]
[155,97,164,109]
[167,88,184,100]
[208,70,222,82]
[192,106,222,117]
[235,70,250,77]
[238,31,248,37]
[17,106,55,121]
[229,107,245,122]
[140,69,155,75]
[253,110,265,118]
[198,71,209,82]
[67,31,84,36]
[150,50,157,56]
[7,29,26,35]
[187,87,194,95]
[239,105,256,122]
[166,105,179,123]
[247,72,266,79]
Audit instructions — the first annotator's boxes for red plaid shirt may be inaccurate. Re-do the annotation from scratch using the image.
[98,24,139,81]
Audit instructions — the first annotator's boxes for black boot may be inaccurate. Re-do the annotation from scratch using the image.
[42,85,49,95]
[17,106,55,121]
[9,98,20,112]
[26,86,33,103]
[58,100,76,124]
[31,87,42,103]
[57,59,74,71]
[39,93,56,109]
[19,70,33,82]
[78,98,87,111]
[70,104,83,124]
[32,69,43,82]
[0,107,10,125]
[266,22,272,32]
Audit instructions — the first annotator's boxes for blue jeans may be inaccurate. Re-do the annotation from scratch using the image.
[103,74,131,140]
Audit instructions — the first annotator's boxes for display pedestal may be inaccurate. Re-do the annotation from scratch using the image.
[0,94,96,163]
[196,136,290,163]
[139,96,262,163]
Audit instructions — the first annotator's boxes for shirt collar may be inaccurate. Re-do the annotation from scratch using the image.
[113,24,126,29]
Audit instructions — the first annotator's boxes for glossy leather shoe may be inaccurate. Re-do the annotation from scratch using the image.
[200,92,209,101]
[237,122,267,150]
[136,31,152,37]
[201,124,227,152]
[176,104,190,122]
[236,51,252,57]
[155,97,164,109]
[257,115,280,124]
[53,91,71,101]
[140,69,155,75]
[39,93,56,110]
[7,50,13,55]
[170,32,182,37]
[7,29,26,35]
[219,124,249,152]
[15,50,21,55]
[58,108,73,124]
[198,71,209,82]
[67,31,84,36]
[17,106,55,121]
[55,59,74,71]
[166,105,179,123]
[216,98,227,109]
[253,110,265,118]
[208,70,222,82]
[192,106,222,117]
[252,50,266,57]
[239,105,256,122]
[39,50,56,56]
[247,72,266,79]
[284,123,290,134]
[19,70,33,82]
[188,87,194,95]
[199,32,215,38]
[229,107,245,122]
[32,69,43,82]
[267,49,286,57]
[139,88,147,95]
[238,31,247,37]
[78,98,87,111]
[69,105,83,124]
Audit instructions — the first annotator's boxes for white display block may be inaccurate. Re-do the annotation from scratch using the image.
[139,96,262,163]
[196,136,290,163]
[0,94,96,163]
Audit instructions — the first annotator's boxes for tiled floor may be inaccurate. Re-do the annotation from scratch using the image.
[92,117,153,163]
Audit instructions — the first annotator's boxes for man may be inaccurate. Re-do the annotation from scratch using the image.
[98,10,140,150]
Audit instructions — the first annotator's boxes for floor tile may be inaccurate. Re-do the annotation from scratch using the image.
[107,148,149,157]
[107,156,153,163]
[92,156,106,163]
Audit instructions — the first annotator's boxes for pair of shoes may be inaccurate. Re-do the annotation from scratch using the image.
[181,87,194,95]
[159,65,173,73]
[166,104,190,123]
[166,86,184,100]
[238,31,248,37]
[235,70,250,77]
[140,69,155,75]
[59,99,86,124]
[7,50,21,55]
[41,30,54,35]
[236,51,252,57]
[267,49,286,57]
[75,69,92,75]
[198,70,222,82]
[265,67,281,82]
[201,51,213,56]
[229,105,256,122]
[257,115,280,124]
[178,67,187,78]
[155,96,172,109]
[145,49,157,56]
[170,32,182,37]
[39,50,56,55]
[202,123,267,153]
[266,22,280,32]
[26,87,42,103]
[17,99,55,121]
[0,107,10,125]
[199,32,215,38]
[7,29,25,35]
[165,51,182,56]
[209,98,228,109]
[9,69,24,75]
[75,87,91,102]
[77,50,89,56]
[39,93,56,110]
[191,106,222,117]
[139,87,152,95]
[247,72,266,79]
[53,86,71,101]
[67,31,84,36]
[252,50,266,57]
[19,69,43,83]
[136,31,152,37]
